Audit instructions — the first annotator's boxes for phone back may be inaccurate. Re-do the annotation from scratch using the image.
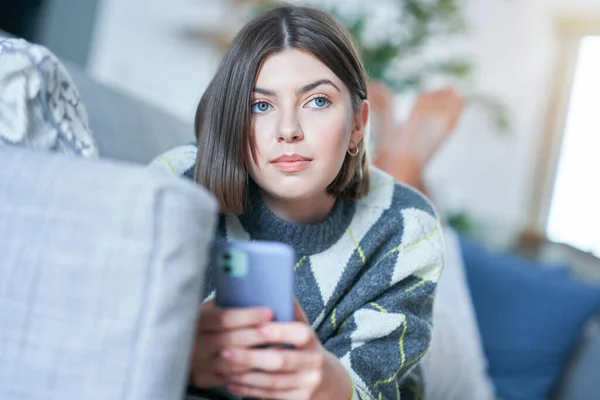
[215,240,295,322]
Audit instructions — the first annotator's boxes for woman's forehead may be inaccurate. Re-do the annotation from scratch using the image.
[254,49,345,92]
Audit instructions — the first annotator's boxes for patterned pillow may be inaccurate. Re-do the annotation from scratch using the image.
[0,38,98,157]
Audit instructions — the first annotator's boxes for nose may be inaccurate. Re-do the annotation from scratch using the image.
[277,110,304,143]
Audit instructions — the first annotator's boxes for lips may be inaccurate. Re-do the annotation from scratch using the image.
[270,154,313,173]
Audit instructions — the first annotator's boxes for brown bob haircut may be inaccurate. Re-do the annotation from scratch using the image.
[194,5,370,214]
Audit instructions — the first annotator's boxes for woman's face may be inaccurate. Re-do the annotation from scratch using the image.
[246,49,367,202]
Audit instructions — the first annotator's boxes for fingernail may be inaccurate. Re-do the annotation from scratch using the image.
[263,310,273,319]
[221,349,233,360]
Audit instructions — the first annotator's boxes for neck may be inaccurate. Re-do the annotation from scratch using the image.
[260,190,336,225]
[237,185,355,255]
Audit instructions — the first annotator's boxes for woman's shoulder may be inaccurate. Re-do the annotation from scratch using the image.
[353,168,443,268]
[359,167,437,218]
[147,144,197,179]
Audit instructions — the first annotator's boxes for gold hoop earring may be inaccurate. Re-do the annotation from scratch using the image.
[347,144,359,157]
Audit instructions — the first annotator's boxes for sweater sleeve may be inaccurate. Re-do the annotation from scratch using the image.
[323,208,445,400]
[146,144,198,177]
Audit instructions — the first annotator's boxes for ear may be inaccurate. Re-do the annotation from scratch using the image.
[349,100,370,150]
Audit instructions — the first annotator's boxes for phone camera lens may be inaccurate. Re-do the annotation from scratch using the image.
[222,252,231,261]
[224,265,232,274]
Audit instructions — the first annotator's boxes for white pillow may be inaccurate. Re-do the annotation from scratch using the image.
[421,228,497,400]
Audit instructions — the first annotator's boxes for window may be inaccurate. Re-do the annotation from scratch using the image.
[546,36,600,256]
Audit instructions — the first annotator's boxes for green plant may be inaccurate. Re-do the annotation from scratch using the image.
[340,1,467,85]
[446,210,477,236]
[328,0,510,133]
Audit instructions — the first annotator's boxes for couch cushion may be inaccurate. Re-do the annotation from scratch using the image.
[0,148,217,400]
[66,60,193,164]
[460,235,600,400]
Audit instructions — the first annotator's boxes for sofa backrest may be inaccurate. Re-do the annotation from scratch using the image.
[67,63,194,164]
[0,29,193,164]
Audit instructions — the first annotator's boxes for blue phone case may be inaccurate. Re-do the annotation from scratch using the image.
[215,240,295,322]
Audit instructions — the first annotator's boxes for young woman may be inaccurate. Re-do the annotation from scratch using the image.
[151,6,444,400]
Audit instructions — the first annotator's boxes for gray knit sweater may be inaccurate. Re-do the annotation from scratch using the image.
[150,145,445,400]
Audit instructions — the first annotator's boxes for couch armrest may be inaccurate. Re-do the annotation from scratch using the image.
[0,148,218,400]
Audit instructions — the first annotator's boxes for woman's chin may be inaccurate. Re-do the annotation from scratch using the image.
[264,185,315,201]
[260,180,326,203]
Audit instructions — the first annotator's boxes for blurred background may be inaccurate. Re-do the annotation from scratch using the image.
[2,1,600,400]
[4,0,599,262]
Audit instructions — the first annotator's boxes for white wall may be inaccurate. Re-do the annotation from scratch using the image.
[88,0,226,122]
[426,0,554,236]
[88,0,600,240]
[427,0,600,240]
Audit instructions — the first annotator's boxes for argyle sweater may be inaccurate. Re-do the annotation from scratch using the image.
[150,145,445,400]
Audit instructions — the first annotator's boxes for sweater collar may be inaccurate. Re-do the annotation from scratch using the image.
[237,184,355,255]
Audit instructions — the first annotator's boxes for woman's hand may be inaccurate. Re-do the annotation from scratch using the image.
[221,302,353,400]
[190,300,274,388]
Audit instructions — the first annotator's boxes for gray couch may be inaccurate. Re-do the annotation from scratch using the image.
[67,60,192,164]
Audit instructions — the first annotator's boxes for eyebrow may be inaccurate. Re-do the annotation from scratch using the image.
[253,79,341,97]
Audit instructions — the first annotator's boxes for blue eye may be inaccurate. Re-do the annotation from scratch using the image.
[252,101,271,114]
[306,96,331,109]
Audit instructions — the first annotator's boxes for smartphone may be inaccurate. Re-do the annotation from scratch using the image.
[215,240,295,322]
